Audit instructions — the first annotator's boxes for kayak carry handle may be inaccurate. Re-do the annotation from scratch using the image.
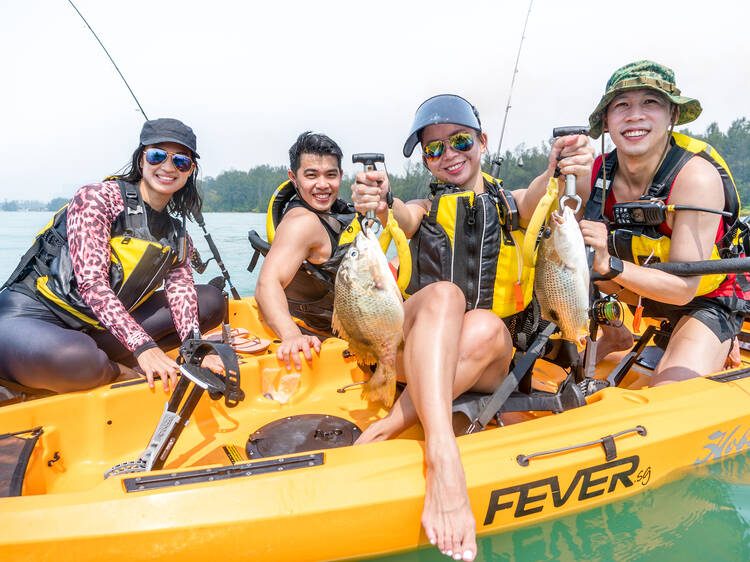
[516,425,647,467]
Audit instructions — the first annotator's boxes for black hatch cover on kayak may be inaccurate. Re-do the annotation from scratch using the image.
[246,414,362,459]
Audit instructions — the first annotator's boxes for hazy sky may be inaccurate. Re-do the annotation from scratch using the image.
[2,0,749,201]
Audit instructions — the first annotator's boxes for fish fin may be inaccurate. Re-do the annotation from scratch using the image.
[362,362,397,408]
[331,308,351,342]
[350,345,378,365]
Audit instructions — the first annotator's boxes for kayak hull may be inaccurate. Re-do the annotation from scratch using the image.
[1,298,749,560]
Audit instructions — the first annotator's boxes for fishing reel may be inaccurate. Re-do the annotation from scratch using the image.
[190,247,214,274]
[590,294,623,327]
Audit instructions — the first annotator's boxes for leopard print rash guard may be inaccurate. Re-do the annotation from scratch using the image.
[66,181,199,353]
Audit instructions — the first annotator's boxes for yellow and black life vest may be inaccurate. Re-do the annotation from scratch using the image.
[3,180,187,330]
[248,180,361,335]
[405,173,534,319]
[583,132,743,296]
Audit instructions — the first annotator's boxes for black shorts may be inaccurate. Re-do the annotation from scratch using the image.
[640,295,746,343]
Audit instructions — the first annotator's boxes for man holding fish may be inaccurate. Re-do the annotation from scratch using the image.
[579,61,748,386]
[352,94,593,561]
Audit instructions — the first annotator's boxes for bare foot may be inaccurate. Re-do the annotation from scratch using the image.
[422,441,477,561]
[725,338,741,369]
[595,324,634,363]
[355,417,397,445]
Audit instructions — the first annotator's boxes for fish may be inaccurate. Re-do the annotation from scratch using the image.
[332,228,404,407]
[534,206,590,347]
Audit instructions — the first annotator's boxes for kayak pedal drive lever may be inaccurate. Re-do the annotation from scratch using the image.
[103,340,243,479]
[552,126,590,214]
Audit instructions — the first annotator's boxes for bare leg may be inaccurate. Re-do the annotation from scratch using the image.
[356,283,513,561]
[651,315,731,386]
[357,308,513,442]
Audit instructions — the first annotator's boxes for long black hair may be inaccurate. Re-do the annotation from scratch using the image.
[112,145,202,220]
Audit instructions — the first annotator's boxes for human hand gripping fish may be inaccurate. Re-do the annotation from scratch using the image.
[332,228,404,407]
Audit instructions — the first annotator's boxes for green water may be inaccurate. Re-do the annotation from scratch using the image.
[3,212,750,561]
[377,451,750,561]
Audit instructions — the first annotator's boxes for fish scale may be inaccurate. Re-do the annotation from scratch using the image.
[534,206,590,346]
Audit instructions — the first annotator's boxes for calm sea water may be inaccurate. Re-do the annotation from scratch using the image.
[2,211,750,561]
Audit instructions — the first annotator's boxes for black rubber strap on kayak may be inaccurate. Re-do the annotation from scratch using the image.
[468,322,558,432]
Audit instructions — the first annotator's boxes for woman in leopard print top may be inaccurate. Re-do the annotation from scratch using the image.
[0,119,224,394]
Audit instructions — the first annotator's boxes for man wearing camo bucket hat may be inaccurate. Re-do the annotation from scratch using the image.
[578,60,749,386]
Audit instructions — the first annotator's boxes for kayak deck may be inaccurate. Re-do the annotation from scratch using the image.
[2,297,750,560]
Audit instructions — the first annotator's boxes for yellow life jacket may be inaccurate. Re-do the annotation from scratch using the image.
[4,181,187,330]
[584,132,742,296]
[405,173,534,318]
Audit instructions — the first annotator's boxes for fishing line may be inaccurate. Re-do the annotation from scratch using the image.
[66,0,149,120]
[65,1,240,297]
[490,0,534,177]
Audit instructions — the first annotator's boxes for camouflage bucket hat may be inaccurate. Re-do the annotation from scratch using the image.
[588,60,702,139]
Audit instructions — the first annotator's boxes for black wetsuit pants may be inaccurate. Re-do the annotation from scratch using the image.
[0,285,224,393]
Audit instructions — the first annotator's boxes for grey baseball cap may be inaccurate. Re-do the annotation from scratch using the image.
[139,118,199,158]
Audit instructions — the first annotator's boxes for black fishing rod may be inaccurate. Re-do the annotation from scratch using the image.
[591,257,750,281]
[192,209,241,300]
[67,0,239,298]
[490,0,534,178]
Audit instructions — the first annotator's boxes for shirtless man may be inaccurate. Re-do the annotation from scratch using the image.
[255,132,355,370]
[579,61,747,385]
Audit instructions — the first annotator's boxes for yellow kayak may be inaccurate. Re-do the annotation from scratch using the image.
[1,297,749,560]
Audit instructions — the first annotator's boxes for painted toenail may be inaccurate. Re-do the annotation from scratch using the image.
[430,539,436,545]
[463,550,474,561]
[453,553,462,560]
[446,550,453,557]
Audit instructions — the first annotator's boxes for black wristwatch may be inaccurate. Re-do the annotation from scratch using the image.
[601,256,624,280]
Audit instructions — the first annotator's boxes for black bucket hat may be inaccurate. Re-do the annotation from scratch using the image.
[139,118,200,158]
[403,94,482,157]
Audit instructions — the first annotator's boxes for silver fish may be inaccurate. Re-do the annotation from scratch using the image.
[332,228,404,407]
[534,206,590,346]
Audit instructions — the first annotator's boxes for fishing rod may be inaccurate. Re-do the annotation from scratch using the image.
[67,0,240,298]
[490,0,534,178]
[66,0,148,120]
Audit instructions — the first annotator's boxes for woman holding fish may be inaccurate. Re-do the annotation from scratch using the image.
[351,94,593,562]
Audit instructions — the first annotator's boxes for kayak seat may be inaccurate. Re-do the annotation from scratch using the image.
[452,328,586,432]
[0,377,55,407]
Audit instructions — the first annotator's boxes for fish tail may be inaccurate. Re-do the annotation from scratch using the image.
[362,362,397,408]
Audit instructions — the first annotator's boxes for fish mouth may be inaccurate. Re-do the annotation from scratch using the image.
[551,210,565,225]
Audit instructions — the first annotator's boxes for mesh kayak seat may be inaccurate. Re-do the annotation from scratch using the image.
[0,427,42,497]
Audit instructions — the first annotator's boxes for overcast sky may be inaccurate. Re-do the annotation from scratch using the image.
[2,0,749,201]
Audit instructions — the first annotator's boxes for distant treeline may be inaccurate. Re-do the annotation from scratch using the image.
[198,117,750,212]
[5,119,749,213]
